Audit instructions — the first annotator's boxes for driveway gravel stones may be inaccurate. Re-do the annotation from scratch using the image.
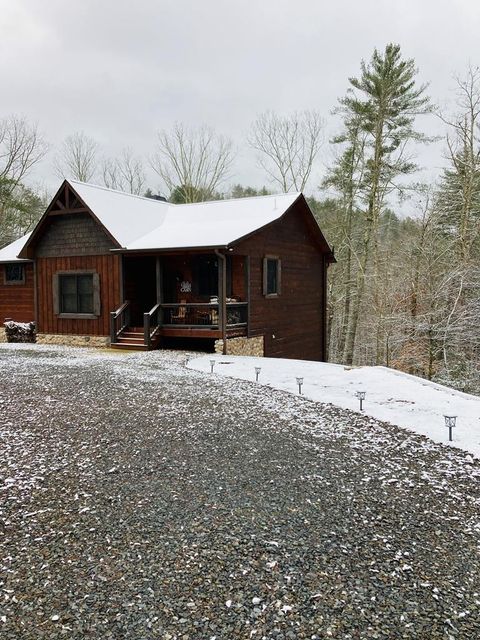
[0,344,479,639]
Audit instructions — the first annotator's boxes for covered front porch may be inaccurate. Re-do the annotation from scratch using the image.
[110,252,249,350]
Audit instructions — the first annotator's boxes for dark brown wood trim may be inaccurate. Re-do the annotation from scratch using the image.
[48,207,89,216]
[33,261,38,327]
[322,254,328,361]
[159,327,222,338]
[221,254,227,354]
[52,273,59,315]
[58,313,98,320]
[52,269,100,318]
[54,269,97,275]
[263,254,281,298]
[119,255,125,302]
[246,256,251,338]
[156,257,162,304]
[110,245,228,255]
[215,250,227,354]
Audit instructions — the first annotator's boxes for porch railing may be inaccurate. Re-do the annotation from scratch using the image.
[111,300,247,347]
[110,300,130,344]
[225,302,248,327]
[160,302,248,328]
[143,302,161,349]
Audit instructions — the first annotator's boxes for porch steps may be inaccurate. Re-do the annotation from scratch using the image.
[110,326,160,351]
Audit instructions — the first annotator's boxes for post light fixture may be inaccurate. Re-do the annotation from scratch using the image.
[356,390,366,411]
[255,366,261,382]
[296,377,304,395]
[210,359,215,373]
[444,415,457,442]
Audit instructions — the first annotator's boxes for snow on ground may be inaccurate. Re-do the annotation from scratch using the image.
[189,355,480,458]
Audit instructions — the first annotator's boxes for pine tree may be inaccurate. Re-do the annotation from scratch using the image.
[337,43,432,364]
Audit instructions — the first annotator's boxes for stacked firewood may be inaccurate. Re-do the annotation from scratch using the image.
[4,320,36,343]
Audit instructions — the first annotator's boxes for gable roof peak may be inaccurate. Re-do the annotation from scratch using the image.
[67,179,169,206]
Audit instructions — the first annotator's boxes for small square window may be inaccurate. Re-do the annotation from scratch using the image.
[263,257,281,297]
[5,264,25,284]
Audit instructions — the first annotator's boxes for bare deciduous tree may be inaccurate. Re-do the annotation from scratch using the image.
[437,66,480,265]
[54,131,98,183]
[0,115,48,246]
[0,115,48,186]
[249,110,324,192]
[151,124,234,203]
[102,148,145,195]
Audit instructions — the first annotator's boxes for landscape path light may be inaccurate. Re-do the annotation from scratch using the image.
[210,359,215,373]
[356,390,366,411]
[444,415,457,442]
[296,377,304,395]
[255,366,261,382]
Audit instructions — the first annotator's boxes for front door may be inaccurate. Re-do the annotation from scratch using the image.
[123,256,157,326]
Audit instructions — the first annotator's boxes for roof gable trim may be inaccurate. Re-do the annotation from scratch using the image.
[18,180,122,259]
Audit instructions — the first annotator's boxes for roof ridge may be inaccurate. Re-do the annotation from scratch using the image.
[175,191,300,207]
[68,180,169,205]
[69,179,300,208]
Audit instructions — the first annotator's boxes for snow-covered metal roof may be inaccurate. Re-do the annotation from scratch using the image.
[0,233,32,263]
[70,181,301,250]
[70,181,170,248]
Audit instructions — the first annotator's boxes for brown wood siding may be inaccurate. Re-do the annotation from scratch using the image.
[0,263,35,323]
[36,255,121,336]
[232,201,327,361]
[230,256,246,300]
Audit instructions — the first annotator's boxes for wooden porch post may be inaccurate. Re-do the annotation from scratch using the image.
[119,255,124,302]
[216,251,227,355]
[322,254,328,362]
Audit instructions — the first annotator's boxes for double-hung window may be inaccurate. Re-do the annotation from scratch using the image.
[59,274,94,314]
[53,271,100,317]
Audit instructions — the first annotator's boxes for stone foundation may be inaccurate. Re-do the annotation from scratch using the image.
[36,333,110,348]
[215,335,264,357]
[0,328,6,343]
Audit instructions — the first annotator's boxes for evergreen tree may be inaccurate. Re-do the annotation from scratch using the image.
[337,43,432,364]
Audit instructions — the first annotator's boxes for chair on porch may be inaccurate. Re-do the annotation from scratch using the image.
[170,299,188,324]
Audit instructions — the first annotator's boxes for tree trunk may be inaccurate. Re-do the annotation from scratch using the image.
[342,212,374,364]
[342,129,383,365]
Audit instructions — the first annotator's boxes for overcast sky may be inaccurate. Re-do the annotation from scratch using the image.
[1,0,480,203]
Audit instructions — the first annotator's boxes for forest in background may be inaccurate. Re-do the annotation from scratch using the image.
[1,43,480,393]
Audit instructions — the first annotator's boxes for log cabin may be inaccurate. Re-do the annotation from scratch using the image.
[0,180,335,359]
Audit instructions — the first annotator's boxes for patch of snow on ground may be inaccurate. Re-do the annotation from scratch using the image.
[188,355,480,458]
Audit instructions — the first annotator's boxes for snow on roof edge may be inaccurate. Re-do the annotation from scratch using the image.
[0,233,32,263]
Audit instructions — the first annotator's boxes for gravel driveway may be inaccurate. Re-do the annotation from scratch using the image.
[0,345,479,639]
